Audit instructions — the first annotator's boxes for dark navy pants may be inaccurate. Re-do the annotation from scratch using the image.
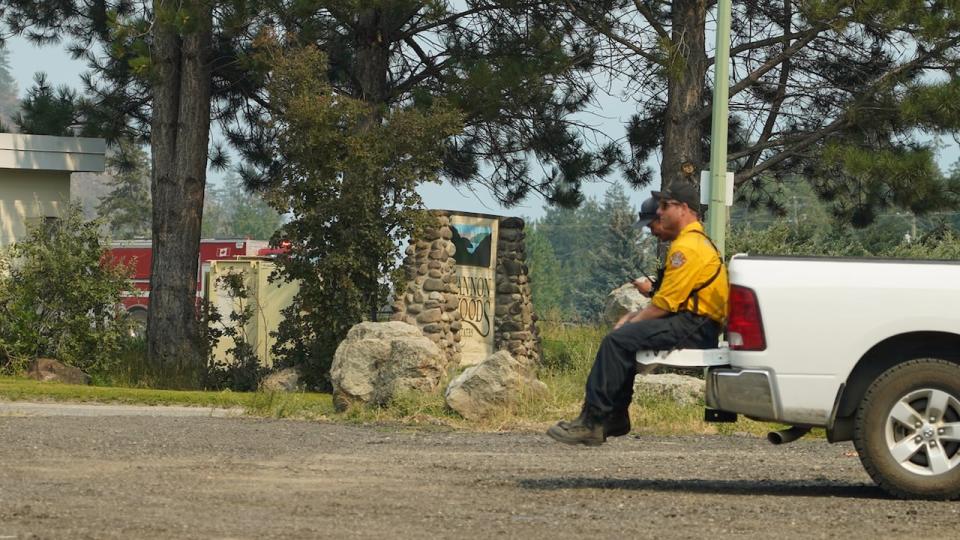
[585,312,721,415]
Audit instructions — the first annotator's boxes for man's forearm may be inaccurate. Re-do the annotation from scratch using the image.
[628,304,670,323]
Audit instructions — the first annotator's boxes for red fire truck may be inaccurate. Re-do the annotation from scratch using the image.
[109,238,272,326]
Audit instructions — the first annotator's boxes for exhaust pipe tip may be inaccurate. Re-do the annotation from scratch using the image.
[767,426,811,445]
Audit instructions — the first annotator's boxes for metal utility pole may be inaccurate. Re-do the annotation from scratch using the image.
[706,0,733,257]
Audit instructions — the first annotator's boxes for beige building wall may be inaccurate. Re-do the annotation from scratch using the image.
[206,259,300,368]
[0,169,71,247]
[0,134,106,248]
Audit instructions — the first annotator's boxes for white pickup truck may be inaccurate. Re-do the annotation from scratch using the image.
[641,254,960,500]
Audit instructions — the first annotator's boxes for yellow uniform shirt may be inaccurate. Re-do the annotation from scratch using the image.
[651,221,729,323]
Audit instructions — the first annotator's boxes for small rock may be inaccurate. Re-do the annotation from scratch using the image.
[25,358,91,385]
[633,373,704,407]
[603,283,650,325]
[260,367,302,392]
[445,351,547,420]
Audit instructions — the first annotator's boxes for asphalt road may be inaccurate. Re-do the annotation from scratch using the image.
[1,404,957,539]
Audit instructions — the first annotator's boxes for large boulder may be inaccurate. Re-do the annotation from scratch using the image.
[25,358,91,385]
[445,350,548,420]
[331,321,445,411]
[632,373,704,407]
[603,283,650,325]
[260,367,303,393]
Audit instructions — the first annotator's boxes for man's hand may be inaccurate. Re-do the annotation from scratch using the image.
[614,311,634,330]
[613,304,672,330]
[632,278,653,296]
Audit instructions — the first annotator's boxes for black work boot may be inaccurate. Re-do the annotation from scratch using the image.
[604,409,631,438]
[546,403,605,446]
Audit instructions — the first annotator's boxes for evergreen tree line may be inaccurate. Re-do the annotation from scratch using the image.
[0,49,18,130]
[97,146,282,242]
[526,183,656,322]
[528,175,960,324]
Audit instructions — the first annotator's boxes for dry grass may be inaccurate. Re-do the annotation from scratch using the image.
[0,376,334,417]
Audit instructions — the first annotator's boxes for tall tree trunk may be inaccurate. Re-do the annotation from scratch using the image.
[355,8,391,109]
[355,7,392,322]
[660,0,708,190]
[147,2,214,371]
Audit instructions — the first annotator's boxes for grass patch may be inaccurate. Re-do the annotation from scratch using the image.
[0,376,335,418]
[90,337,208,390]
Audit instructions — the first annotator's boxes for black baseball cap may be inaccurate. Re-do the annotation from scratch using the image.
[651,181,700,212]
[635,195,659,228]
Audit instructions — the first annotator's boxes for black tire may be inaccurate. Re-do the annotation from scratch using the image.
[853,358,960,500]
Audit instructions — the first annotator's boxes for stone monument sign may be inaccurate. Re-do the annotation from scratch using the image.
[449,213,498,365]
[391,211,541,370]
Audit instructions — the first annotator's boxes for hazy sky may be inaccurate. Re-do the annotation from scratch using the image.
[5,36,651,223]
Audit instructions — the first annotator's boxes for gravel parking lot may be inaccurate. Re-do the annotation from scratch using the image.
[1,405,957,539]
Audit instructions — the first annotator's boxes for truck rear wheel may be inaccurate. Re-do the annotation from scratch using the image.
[853,358,960,499]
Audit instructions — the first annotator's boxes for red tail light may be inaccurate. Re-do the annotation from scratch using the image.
[727,285,766,351]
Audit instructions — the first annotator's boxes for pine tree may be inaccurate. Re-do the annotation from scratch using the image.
[225,2,618,208]
[202,175,282,241]
[15,72,78,136]
[2,1,223,368]
[3,0,619,371]
[0,48,18,129]
[537,201,607,265]
[525,225,565,320]
[565,184,646,321]
[200,181,226,239]
[96,139,151,239]
[535,195,633,321]
[595,183,645,291]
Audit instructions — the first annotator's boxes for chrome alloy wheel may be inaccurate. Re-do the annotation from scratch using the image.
[885,388,960,476]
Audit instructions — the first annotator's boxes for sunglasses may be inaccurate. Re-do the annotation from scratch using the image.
[657,200,682,210]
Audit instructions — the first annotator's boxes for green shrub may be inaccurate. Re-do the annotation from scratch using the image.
[0,205,134,375]
[886,230,960,260]
[727,221,960,260]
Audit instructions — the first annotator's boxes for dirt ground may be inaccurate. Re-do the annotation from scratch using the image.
[1,412,958,539]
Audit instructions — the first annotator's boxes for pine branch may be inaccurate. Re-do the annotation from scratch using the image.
[725,29,818,59]
[745,0,793,171]
[631,0,670,43]
[563,0,666,67]
[697,25,824,123]
[391,36,453,99]
[396,3,503,41]
[736,35,960,183]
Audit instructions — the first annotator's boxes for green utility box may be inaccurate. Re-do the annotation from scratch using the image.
[204,258,299,368]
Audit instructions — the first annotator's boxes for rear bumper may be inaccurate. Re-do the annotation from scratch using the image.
[705,367,779,421]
